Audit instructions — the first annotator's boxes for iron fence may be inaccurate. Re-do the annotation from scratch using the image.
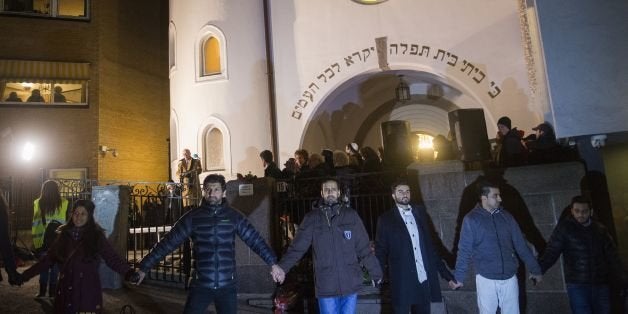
[3,171,403,288]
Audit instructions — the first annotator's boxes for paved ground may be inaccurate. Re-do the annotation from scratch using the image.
[0,266,276,314]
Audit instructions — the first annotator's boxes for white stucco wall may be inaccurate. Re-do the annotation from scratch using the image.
[170,0,271,178]
[269,0,543,162]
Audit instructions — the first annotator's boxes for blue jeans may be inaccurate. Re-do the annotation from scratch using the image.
[318,293,357,314]
[566,283,610,314]
[183,284,237,314]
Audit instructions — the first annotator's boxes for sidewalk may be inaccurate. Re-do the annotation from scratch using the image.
[0,266,275,313]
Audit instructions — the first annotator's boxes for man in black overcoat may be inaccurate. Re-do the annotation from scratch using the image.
[375,180,457,313]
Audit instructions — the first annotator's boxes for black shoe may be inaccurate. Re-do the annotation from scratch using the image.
[35,285,47,299]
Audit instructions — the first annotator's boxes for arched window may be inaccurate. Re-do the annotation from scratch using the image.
[204,128,224,170]
[196,24,227,82]
[198,116,231,174]
[169,22,176,72]
[203,37,221,76]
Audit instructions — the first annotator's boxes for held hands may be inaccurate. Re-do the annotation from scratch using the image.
[449,280,463,290]
[130,270,146,285]
[270,265,285,284]
[529,274,543,286]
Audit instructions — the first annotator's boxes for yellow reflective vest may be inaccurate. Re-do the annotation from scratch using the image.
[32,198,68,249]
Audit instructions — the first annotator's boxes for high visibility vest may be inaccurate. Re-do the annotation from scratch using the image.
[32,198,68,249]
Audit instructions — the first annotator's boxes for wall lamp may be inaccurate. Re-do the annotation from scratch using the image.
[99,145,119,157]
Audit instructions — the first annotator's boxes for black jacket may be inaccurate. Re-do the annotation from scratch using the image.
[139,199,277,289]
[264,162,283,179]
[498,128,527,167]
[375,204,454,305]
[539,215,624,285]
[278,200,382,297]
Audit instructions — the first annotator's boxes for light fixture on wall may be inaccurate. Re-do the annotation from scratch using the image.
[395,75,410,102]
[99,145,118,157]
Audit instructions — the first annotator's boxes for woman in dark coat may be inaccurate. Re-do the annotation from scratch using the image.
[21,199,134,314]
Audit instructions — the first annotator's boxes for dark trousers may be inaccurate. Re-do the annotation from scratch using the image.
[566,283,610,314]
[392,279,431,314]
[183,284,237,314]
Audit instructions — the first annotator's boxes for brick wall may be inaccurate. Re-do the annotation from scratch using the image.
[0,0,170,182]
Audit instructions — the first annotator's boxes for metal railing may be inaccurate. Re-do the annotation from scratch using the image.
[4,171,402,288]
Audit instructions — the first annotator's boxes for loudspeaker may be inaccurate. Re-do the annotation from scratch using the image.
[381,120,413,168]
[448,109,491,161]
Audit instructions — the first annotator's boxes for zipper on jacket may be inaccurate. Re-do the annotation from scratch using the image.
[491,213,505,276]
[213,214,219,289]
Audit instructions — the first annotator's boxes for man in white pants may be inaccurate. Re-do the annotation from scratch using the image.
[451,180,543,313]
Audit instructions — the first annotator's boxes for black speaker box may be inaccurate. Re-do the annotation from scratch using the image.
[448,109,491,161]
[380,120,413,168]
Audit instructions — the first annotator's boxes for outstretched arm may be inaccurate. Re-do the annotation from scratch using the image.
[137,215,192,281]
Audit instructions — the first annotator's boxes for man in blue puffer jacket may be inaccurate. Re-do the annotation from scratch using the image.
[135,174,281,314]
[452,179,543,314]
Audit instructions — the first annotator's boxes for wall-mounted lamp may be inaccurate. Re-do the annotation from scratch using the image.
[395,75,411,102]
[99,145,119,157]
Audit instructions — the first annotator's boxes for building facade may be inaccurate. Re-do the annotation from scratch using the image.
[0,0,170,182]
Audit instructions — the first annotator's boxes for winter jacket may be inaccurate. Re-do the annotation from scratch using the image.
[497,128,527,167]
[539,215,625,285]
[139,200,277,289]
[454,205,541,283]
[278,200,382,298]
[23,228,131,314]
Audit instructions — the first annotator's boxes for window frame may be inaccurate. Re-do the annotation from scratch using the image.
[0,80,89,108]
[195,24,227,83]
[0,0,91,20]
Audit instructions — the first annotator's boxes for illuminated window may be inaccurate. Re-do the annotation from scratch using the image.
[203,37,221,76]
[197,24,227,82]
[0,60,89,106]
[1,0,89,19]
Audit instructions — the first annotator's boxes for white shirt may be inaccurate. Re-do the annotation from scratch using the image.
[398,206,428,283]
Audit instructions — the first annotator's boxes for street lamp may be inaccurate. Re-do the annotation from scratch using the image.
[21,142,36,161]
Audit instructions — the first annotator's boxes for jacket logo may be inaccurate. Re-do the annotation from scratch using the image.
[344,230,352,240]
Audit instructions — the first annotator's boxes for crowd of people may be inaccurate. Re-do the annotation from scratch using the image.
[495,116,573,167]
[259,143,386,182]
[0,147,624,314]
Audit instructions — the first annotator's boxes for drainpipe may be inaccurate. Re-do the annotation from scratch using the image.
[263,0,280,161]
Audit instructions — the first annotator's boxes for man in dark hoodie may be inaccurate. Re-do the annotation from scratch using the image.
[496,116,527,167]
[272,178,382,313]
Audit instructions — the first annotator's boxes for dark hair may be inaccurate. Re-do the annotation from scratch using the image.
[476,179,499,199]
[38,180,62,217]
[203,174,226,191]
[259,150,273,163]
[497,116,512,130]
[570,195,592,208]
[57,199,105,259]
[390,179,410,193]
[294,149,309,161]
[360,146,378,160]
[320,177,339,190]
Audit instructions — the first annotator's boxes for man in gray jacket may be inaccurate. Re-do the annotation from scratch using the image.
[272,178,382,313]
[452,180,542,314]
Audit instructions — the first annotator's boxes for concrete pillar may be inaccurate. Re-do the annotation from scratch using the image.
[92,185,131,289]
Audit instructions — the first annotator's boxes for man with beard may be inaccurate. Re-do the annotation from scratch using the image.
[375,180,457,313]
[271,178,382,313]
[135,174,282,314]
[452,180,542,314]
